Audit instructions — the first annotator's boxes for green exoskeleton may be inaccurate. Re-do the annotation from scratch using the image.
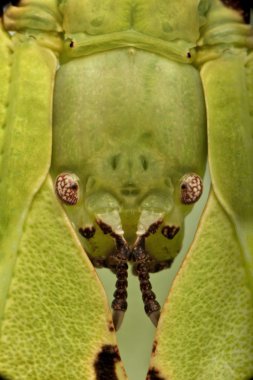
[0,1,253,379]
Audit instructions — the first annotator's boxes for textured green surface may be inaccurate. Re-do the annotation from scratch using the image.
[201,51,253,294]
[0,177,126,380]
[1,2,253,380]
[0,20,11,170]
[150,191,253,380]
[0,39,57,324]
[60,0,208,42]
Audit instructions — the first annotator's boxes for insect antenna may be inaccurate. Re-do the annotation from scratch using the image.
[132,234,161,327]
[111,234,130,330]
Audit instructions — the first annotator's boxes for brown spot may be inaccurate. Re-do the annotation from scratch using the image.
[94,345,121,380]
[108,321,115,332]
[187,52,191,58]
[152,340,157,354]
[69,41,74,48]
[221,0,250,23]
[146,368,166,380]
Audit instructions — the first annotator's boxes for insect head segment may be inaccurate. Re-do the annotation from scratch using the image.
[54,172,203,330]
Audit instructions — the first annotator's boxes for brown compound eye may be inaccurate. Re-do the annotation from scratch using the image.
[180,173,203,205]
[55,173,79,205]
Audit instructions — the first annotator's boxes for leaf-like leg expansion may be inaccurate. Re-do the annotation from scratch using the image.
[198,0,253,295]
[0,35,58,323]
[0,1,63,327]
[0,177,127,380]
[148,190,253,379]
[0,19,11,177]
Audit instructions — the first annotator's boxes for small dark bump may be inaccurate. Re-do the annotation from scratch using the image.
[146,368,166,380]
[162,225,180,240]
[79,226,95,239]
[187,52,191,58]
[69,41,74,48]
[108,321,115,332]
[94,345,121,380]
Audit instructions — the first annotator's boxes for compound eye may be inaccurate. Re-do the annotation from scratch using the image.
[55,173,79,205]
[180,173,203,205]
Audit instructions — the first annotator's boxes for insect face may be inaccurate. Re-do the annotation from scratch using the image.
[51,48,206,328]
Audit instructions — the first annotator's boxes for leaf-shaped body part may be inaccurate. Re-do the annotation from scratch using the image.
[148,190,253,380]
[0,34,57,325]
[0,177,127,380]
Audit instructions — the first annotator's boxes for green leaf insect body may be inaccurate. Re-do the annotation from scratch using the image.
[0,0,253,379]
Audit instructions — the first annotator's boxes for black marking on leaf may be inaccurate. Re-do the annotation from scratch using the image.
[146,368,165,380]
[69,41,74,48]
[94,345,121,380]
[221,0,250,23]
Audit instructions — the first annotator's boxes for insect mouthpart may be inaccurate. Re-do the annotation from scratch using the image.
[95,215,163,331]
